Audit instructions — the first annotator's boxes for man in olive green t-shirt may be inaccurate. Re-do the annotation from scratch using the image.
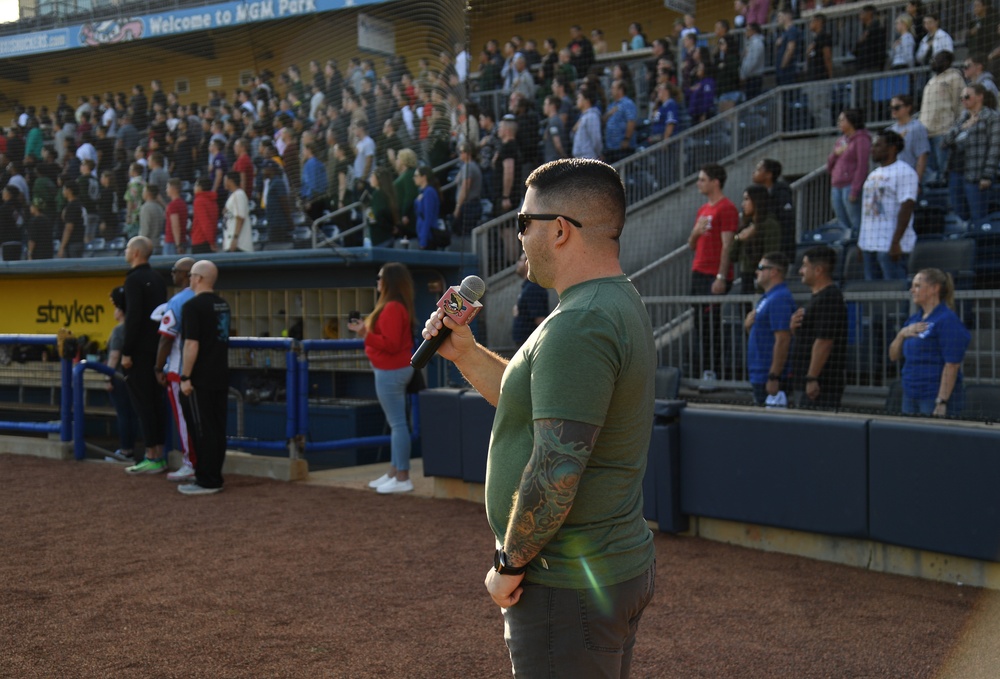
[421,158,656,677]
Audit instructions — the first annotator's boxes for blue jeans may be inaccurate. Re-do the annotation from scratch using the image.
[373,366,413,471]
[949,171,988,223]
[862,250,908,281]
[503,561,656,678]
[831,186,862,237]
[928,135,949,183]
[162,242,178,256]
[903,386,964,417]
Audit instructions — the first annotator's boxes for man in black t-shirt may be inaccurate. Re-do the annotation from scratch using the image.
[58,183,87,258]
[122,236,169,474]
[752,158,797,260]
[790,245,847,409]
[805,14,835,128]
[495,116,522,212]
[26,197,54,260]
[179,260,231,495]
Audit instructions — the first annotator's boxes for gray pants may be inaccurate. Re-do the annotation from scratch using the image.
[501,561,656,678]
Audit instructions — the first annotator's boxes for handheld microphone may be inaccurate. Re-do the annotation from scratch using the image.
[411,275,486,370]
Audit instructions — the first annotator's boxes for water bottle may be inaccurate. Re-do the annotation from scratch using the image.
[363,226,372,249]
[621,40,629,52]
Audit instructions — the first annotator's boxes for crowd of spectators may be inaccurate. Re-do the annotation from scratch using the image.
[0,0,990,265]
[0,48,493,258]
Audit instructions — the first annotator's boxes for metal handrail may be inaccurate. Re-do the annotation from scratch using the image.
[473,65,929,286]
[310,158,461,248]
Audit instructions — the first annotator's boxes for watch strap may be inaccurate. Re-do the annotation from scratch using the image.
[494,548,527,576]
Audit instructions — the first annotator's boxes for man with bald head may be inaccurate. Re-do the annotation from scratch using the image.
[178,260,231,495]
[122,236,169,474]
[420,158,656,676]
[155,257,197,482]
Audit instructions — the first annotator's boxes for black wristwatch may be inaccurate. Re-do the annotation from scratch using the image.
[494,548,527,576]
[180,375,191,382]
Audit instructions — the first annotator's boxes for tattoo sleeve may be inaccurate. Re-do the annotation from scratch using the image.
[503,418,600,567]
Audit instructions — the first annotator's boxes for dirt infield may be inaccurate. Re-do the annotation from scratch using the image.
[1,453,996,678]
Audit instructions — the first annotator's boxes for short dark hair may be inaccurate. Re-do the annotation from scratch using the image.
[892,93,914,109]
[748,22,762,34]
[144,184,159,199]
[760,158,782,180]
[197,177,212,191]
[225,171,241,185]
[526,158,626,239]
[861,4,877,13]
[700,163,727,188]
[762,251,789,271]
[803,245,837,276]
[878,129,905,154]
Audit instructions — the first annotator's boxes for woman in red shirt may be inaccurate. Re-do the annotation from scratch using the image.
[348,262,417,494]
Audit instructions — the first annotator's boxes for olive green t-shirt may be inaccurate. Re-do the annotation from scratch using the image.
[486,275,656,590]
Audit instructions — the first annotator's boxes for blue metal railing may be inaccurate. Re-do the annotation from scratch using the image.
[228,337,298,453]
[7,333,419,463]
[0,334,70,441]
[72,360,114,460]
[298,339,421,454]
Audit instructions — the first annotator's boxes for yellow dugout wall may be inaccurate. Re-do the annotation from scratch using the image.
[1,274,123,346]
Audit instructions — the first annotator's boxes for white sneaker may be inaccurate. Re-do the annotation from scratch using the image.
[167,463,196,482]
[367,473,394,489]
[377,478,414,494]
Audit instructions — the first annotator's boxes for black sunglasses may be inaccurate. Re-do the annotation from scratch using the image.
[517,213,584,235]
[756,264,776,271]
[890,104,904,111]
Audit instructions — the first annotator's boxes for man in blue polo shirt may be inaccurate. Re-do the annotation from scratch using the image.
[745,251,796,406]
[603,79,637,164]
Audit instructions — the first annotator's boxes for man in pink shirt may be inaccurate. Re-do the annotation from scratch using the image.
[746,0,771,27]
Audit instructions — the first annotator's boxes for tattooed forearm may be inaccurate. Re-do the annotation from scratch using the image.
[503,418,599,567]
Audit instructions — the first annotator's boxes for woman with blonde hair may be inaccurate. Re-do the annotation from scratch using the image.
[890,14,916,69]
[889,268,971,417]
[348,262,417,493]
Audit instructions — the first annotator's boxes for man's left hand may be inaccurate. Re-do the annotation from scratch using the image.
[710,277,727,295]
[889,240,903,261]
[181,380,193,396]
[485,568,525,609]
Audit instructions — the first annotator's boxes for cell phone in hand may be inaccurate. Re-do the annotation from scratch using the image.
[349,311,361,323]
